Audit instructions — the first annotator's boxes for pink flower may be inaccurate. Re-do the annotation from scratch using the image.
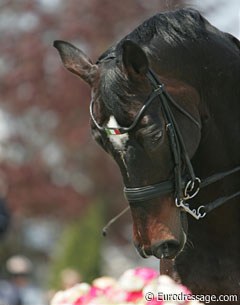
[73,296,84,305]
[73,287,100,305]
[126,291,143,302]
[134,267,158,283]
[51,268,205,305]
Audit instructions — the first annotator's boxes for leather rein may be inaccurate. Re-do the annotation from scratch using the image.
[90,69,240,221]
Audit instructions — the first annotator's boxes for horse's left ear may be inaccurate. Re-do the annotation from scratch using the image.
[122,40,149,77]
[53,40,98,86]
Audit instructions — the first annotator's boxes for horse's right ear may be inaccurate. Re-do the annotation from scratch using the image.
[53,40,98,86]
[121,40,149,78]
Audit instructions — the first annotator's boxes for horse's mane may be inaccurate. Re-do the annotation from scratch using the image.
[124,8,207,46]
[97,8,240,117]
[98,8,222,62]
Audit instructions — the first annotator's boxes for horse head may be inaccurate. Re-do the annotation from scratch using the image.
[54,38,202,260]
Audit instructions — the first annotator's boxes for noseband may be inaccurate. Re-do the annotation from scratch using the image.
[90,69,240,220]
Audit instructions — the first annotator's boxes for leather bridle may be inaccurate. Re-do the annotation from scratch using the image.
[90,69,240,220]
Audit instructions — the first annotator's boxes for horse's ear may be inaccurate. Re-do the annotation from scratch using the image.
[53,40,98,86]
[122,40,149,77]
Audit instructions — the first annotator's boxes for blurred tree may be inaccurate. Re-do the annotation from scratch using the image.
[0,0,186,285]
[0,0,184,219]
[49,201,105,287]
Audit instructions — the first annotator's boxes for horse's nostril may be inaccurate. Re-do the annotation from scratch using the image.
[153,240,180,259]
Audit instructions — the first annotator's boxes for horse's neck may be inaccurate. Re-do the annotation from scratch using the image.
[193,85,240,177]
[152,43,240,173]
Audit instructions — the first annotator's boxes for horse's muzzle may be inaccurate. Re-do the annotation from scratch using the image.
[135,236,185,260]
[152,239,180,259]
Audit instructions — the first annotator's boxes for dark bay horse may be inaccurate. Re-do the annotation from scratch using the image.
[54,8,240,302]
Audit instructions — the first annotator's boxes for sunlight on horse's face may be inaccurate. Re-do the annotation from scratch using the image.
[54,40,201,260]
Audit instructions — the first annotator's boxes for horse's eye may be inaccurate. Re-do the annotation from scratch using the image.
[136,124,163,151]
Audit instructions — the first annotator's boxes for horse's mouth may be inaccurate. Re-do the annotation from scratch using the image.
[153,240,182,259]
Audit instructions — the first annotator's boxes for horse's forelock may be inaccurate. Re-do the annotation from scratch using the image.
[98,61,133,121]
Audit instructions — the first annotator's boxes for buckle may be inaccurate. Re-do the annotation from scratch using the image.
[184,177,201,200]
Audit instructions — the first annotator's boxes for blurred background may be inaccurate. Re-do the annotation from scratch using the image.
[0,0,239,303]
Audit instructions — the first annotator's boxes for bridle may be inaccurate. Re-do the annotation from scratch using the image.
[90,69,240,221]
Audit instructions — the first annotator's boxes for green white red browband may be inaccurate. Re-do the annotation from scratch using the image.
[90,77,168,135]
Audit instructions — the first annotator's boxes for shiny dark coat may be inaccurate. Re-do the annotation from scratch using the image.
[54,8,240,303]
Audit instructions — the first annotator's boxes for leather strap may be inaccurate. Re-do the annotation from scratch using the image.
[124,167,240,203]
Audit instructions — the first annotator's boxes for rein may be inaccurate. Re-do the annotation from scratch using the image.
[90,69,240,223]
